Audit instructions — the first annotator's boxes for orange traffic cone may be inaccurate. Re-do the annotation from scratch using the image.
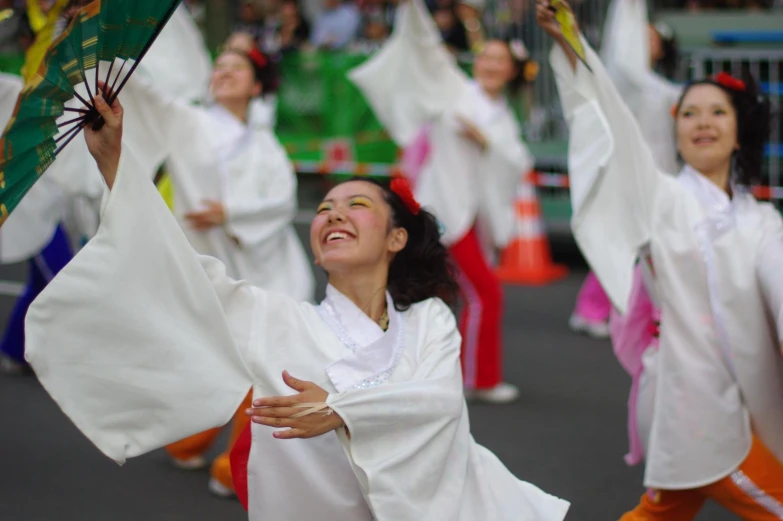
[495,174,569,285]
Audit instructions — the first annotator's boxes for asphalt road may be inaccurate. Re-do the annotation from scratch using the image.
[0,234,737,521]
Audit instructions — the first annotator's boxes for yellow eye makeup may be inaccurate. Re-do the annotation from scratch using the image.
[349,196,372,208]
[317,202,332,213]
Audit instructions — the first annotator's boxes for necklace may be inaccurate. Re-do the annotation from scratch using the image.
[379,309,390,332]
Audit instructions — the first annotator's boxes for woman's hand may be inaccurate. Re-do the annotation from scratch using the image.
[535,0,579,71]
[246,371,346,440]
[84,90,123,189]
[456,116,488,152]
[535,0,561,39]
[184,200,226,230]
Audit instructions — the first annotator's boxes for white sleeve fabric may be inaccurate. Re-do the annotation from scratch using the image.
[348,0,469,146]
[551,39,670,313]
[757,225,783,343]
[24,146,268,464]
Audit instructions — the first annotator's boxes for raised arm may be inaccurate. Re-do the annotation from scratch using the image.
[600,0,650,100]
[537,0,667,313]
[348,0,469,146]
[24,95,303,464]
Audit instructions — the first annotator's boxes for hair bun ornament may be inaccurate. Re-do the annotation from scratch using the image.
[509,39,529,61]
[247,47,268,69]
[390,177,421,215]
[714,72,746,92]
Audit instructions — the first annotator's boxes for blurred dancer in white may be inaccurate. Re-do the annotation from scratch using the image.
[350,0,535,403]
[568,0,681,339]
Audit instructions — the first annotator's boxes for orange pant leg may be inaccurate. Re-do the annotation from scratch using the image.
[703,437,783,521]
[618,489,706,521]
[166,427,222,461]
[210,391,254,490]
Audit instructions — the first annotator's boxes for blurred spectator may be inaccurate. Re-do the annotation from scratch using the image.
[278,0,311,52]
[310,0,360,50]
[0,0,29,53]
[431,1,470,52]
[233,0,263,42]
[357,0,396,47]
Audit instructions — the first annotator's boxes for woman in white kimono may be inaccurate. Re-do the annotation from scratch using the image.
[568,0,682,340]
[23,93,570,521]
[120,29,313,493]
[119,46,314,303]
[349,0,535,403]
[537,2,783,519]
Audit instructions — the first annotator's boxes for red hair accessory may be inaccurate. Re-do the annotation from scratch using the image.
[390,177,421,215]
[713,72,746,92]
[247,47,268,69]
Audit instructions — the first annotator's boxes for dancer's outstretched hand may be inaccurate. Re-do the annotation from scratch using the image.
[247,371,346,440]
[85,83,123,189]
[535,0,561,39]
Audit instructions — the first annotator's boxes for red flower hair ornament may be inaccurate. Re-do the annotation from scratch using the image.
[390,177,421,215]
[713,72,746,92]
[247,47,268,69]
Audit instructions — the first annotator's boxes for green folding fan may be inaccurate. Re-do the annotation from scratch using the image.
[0,0,182,225]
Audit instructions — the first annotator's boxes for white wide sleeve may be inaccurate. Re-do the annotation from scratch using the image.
[24,146,262,465]
[599,0,649,106]
[326,299,466,519]
[116,71,205,179]
[551,39,668,313]
[136,5,212,104]
[348,0,469,146]
[478,117,534,247]
[757,220,783,344]
[224,136,298,247]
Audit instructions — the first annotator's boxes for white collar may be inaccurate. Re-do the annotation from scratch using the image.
[678,164,734,216]
[207,104,253,164]
[467,80,508,126]
[318,284,406,392]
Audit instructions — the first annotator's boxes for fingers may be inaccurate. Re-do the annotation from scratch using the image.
[273,428,308,440]
[251,415,298,428]
[245,406,298,419]
[94,93,121,129]
[253,395,298,408]
[282,370,310,392]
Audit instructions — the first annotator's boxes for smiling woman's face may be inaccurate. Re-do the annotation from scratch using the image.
[310,181,406,275]
[675,83,738,175]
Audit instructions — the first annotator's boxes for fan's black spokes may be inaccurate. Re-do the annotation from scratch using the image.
[57,115,88,128]
[54,119,89,155]
[108,0,181,105]
[107,59,128,100]
[64,107,90,114]
[55,119,87,145]
[72,90,92,111]
[103,59,116,98]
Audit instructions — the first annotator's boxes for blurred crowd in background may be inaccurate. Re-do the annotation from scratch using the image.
[2,0,782,59]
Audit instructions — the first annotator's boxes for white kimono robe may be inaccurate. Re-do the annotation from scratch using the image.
[348,0,533,248]
[600,0,681,175]
[117,76,314,302]
[553,40,783,489]
[24,146,570,521]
